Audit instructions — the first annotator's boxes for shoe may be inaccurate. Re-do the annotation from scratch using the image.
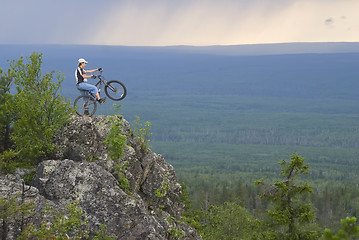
[97,97,106,104]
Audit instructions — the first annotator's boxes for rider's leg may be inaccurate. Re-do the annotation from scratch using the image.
[78,83,106,104]
[78,83,100,100]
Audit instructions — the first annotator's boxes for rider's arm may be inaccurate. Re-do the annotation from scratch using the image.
[85,69,99,74]
[82,69,100,78]
[81,73,94,79]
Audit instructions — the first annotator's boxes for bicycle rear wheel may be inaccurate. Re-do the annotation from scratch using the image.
[105,80,127,101]
[74,95,97,116]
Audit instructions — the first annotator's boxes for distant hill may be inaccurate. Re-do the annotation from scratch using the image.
[159,42,359,56]
[1,42,358,100]
[1,42,359,58]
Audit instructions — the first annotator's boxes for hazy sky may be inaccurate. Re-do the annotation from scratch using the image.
[1,0,358,46]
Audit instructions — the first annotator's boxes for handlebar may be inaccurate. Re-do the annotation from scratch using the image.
[94,69,103,79]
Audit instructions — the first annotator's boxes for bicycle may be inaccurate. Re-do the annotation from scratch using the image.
[74,70,127,116]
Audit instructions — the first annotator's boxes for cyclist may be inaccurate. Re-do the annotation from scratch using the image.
[75,58,106,104]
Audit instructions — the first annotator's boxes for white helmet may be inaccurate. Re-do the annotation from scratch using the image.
[78,58,88,64]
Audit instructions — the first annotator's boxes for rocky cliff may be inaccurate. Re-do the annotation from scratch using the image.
[0,115,201,239]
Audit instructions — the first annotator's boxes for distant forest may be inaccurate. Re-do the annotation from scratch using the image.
[1,43,359,100]
[1,43,359,233]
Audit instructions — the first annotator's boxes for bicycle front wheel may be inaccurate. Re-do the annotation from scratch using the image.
[105,80,127,101]
[74,95,97,116]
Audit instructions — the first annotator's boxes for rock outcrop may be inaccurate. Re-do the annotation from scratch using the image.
[0,115,201,239]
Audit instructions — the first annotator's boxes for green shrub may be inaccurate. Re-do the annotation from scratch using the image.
[114,161,131,194]
[104,106,127,160]
[322,217,359,240]
[0,195,33,239]
[93,224,116,240]
[133,116,152,151]
[22,170,36,185]
[0,149,22,174]
[200,201,262,240]
[19,201,89,239]
[1,53,73,165]
[166,215,185,240]
[155,174,170,198]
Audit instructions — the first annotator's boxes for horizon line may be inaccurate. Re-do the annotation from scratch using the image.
[0,41,359,48]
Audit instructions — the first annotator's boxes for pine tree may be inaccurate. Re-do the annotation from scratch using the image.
[256,154,320,240]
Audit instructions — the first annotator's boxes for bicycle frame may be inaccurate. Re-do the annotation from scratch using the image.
[94,71,107,94]
[78,71,106,96]
[74,70,126,116]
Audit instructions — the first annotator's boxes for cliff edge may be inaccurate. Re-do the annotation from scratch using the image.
[0,115,201,240]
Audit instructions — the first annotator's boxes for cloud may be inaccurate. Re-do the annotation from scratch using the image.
[88,0,359,46]
[92,0,295,45]
[0,0,358,45]
[325,18,334,26]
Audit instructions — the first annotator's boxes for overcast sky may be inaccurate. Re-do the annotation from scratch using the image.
[1,0,358,46]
